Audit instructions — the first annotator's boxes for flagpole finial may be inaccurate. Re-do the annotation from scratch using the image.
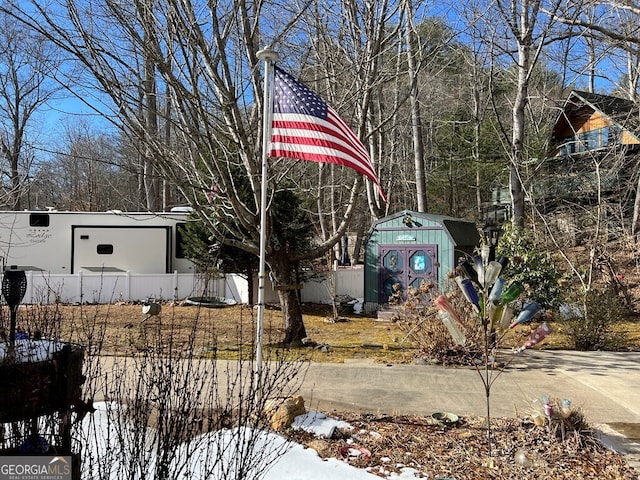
[257,46,279,62]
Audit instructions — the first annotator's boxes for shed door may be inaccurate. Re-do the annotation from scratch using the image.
[378,245,438,303]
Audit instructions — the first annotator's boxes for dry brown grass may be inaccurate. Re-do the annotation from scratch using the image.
[15,302,414,362]
[10,300,640,362]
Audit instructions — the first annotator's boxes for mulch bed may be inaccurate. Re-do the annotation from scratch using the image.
[288,412,640,479]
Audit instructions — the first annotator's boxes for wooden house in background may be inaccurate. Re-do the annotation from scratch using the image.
[549,90,640,156]
[538,90,640,243]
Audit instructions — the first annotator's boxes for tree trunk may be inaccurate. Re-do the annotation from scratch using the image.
[246,257,255,306]
[9,151,21,211]
[404,0,427,212]
[268,253,307,346]
[352,219,366,265]
[511,43,529,229]
[141,3,160,212]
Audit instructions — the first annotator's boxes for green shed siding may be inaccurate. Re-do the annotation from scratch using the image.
[364,210,479,309]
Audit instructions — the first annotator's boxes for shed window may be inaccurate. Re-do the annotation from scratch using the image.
[97,244,114,255]
[410,251,430,274]
[383,250,403,273]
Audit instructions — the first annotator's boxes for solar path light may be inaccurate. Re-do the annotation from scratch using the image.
[2,266,27,347]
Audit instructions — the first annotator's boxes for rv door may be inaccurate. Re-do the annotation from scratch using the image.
[72,226,172,274]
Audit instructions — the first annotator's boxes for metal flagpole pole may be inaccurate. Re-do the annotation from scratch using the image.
[255,46,278,387]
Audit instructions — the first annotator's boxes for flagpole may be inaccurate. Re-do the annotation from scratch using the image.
[255,46,278,388]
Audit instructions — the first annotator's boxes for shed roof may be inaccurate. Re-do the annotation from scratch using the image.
[369,210,480,247]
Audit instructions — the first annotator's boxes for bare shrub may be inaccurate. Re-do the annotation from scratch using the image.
[395,277,483,365]
[563,287,627,350]
[0,273,308,479]
[74,304,308,480]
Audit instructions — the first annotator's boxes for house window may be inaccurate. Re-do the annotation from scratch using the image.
[608,126,622,144]
[557,125,625,157]
[579,130,599,150]
[600,126,609,147]
[572,127,618,153]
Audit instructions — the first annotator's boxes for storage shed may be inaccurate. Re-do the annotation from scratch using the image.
[363,210,480,312]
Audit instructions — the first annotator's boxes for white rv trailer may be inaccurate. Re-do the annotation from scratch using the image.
[0,210,195,274]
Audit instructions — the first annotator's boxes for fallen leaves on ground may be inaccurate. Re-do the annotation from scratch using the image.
[289,412,639,480]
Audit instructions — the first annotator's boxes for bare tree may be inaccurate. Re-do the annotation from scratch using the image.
[507,0,558,228]
[450,3,502,218]
[403,0,427,212]
[471,0,563,228]
[137,0,162,211]
[31,122,128,211]
[0,10,61,210]
[2,0,386,345]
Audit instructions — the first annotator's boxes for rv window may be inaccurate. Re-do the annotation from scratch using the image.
[30,213,50,227]
[176,223,187,259]
[97,244,114,255]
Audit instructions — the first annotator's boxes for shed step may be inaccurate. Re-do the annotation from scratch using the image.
[376,305,402,322]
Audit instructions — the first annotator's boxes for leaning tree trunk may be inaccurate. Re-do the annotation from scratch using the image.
[268,252,307,346]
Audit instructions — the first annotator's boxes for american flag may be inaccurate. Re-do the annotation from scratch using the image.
[269,66,386,200]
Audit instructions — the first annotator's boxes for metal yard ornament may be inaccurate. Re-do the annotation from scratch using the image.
[446,228,553,458]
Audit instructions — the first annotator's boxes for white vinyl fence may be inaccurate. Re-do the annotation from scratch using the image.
[18,267,365,305]
[295,268,364,303]
[20,271,246,305]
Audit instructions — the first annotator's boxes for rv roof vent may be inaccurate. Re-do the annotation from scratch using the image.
[106,209,122,214]
[170,206,193,213]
